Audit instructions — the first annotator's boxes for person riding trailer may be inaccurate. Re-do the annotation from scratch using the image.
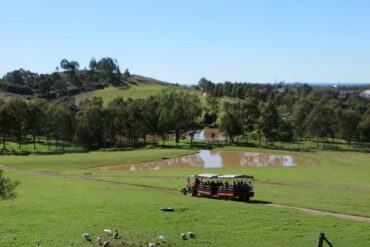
[183,174,255,201]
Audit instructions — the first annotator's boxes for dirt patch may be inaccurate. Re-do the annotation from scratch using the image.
[267,204,370,223]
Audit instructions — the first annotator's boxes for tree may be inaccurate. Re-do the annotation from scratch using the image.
[305,104,334,147]
[123,69,131,78]
[107,97,128,145]
[358,113,370,141]
[291,100,311,140]
[6,98,28,150]
[157,89,202,147]
[0,102,12,150]
[3,69,39,88]
[198,77,213,92]
[46,98,77,148]
[89,58,98,71]
[125,99,147,144]
[74,98,105,147]
[203,95,219,126]
[97,57,121,85]
[0,170,19,200]
[60,59,80,72]
[60,59,80,86]
[26,100,46,150]
[219,111,243,144]
[142,96,160,143]
[241,97,260,144]
[337,109,360,145]
[260,101,280,146]
[278,118,294,142]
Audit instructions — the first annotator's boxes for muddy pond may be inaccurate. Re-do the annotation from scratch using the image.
[99,150,314,171]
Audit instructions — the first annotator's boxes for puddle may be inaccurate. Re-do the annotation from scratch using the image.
[98,150,315,171]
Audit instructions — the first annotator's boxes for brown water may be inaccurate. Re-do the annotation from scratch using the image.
[98,150,315,171]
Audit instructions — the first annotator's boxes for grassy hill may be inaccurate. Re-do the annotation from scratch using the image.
[74,75,239,106]
[75,83,169,105]
[1,73,239,107]
[74,74,198,105]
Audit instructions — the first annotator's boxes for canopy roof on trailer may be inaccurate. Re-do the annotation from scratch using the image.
[193,174,254,179]
[218,174,254,179]
[195,173,221,178]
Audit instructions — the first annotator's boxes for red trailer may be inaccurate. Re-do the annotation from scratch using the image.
[183,173,254,202]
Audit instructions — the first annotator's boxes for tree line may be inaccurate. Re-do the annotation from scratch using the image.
[0,80,369,151]
[200,79,370,146]
[0,57,129,99]
[0,89,202,150]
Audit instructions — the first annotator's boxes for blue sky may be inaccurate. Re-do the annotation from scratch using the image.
[1,0,370,84]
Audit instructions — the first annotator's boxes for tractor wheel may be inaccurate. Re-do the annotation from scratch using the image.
[192,188,198,197]
[187,186,193,195]
[181,188,187,195]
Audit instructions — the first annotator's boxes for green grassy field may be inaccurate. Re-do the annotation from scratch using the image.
[1,146,369,246]
[75,84,173,105]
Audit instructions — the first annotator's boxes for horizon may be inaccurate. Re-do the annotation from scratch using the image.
[1,1,370,84]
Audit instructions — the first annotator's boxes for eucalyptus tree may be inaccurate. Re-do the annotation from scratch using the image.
[6,98,28,149]
[142,96,160,143]
[74,97,105,147]
[337,109,361,145]
[157,89,202,147]
[203,95,219,126]
[260,101,280,146]
[305,104,335,147]
[241,97,260,144]
[219,112,243,144]
[60,59,80,86]
[45,97,77,148]
[107,97,128,145]
[96,57,121,85]
[0,102,12,150]
[219,102,243,144]
[124,98,147,144]
[358,112,370,141]
[291,99,313,140]
[26,100,46,150]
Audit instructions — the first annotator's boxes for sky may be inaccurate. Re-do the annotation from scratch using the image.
[1,0,370,84]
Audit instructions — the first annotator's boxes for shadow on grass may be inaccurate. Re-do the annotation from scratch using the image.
[248,200,272,205]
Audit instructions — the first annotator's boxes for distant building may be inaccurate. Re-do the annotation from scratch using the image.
[359,89,370,99]
[277,88,287,94]
[338,89,358,99]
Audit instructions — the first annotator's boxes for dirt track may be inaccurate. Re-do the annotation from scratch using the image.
[1,165,370,223]
[94,174,370,192]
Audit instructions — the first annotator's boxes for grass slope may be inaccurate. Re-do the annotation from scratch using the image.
[74,80,237,107]
[75,84,169,105]
[1,169,369,247]
[0,148,196,171]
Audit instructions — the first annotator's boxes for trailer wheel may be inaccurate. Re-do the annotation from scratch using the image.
[245,196,250,202]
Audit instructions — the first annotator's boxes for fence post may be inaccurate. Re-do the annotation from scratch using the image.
[317,233,325,247]
[317,233,333,247]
